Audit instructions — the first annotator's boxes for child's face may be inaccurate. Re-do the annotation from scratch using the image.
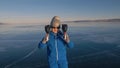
[51,27,59,34]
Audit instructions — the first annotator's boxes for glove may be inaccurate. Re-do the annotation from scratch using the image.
[62,24,68,33]
[45,25,50,34]
[42,25,50,43]
[62,24,68,40]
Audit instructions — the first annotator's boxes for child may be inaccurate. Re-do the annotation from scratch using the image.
[38,16,74,68]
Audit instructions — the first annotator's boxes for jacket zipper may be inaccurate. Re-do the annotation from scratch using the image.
[55,37,58,61]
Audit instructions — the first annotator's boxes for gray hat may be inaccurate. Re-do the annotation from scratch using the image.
[50,16,60,27]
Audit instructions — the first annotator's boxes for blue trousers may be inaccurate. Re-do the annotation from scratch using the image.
[49,60,68,68]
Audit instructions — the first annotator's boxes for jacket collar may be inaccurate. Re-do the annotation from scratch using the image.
[50,31,63,38]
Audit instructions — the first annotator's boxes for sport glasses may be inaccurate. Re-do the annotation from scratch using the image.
[51,26,60,29]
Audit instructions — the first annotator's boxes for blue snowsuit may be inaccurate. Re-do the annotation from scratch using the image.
[38,31,74,68]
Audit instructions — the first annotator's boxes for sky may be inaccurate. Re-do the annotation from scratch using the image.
[0,0,120,23]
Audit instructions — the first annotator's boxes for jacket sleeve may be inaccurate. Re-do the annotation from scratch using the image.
[66,41,74,48]
[38,38,47,48]
[59,34,74,48]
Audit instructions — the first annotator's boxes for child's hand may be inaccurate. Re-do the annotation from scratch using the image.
[64,33,70,43]
[42,34,49,43]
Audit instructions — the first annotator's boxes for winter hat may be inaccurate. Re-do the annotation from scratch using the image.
[50,16,60,27]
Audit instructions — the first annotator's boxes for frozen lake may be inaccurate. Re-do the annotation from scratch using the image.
[0,22,120,68]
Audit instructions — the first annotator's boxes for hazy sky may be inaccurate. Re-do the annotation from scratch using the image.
[0,0,120,23]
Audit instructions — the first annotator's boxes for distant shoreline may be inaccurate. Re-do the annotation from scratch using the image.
[0,23,4,25]
[65,19,120,23]
[1,18,120,24]
[0,23,6,25]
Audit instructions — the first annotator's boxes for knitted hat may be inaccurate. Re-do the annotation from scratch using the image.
[50,16,60,27]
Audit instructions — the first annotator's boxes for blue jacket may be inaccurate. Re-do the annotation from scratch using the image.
[38,31,74,63]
